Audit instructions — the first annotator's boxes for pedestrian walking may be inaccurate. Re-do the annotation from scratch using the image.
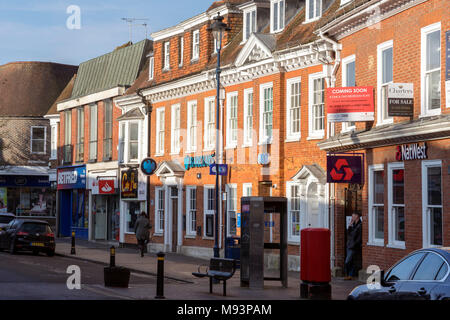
[134,211,151,257]
[344,212,362,280]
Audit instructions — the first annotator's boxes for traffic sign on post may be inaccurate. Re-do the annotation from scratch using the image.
[209,164,228,176]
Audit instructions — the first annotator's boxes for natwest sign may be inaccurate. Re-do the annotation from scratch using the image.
[396,143,427,161]
[326,86,374,122]
[327,155,364,184]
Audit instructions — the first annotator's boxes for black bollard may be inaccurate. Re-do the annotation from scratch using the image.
[70,231,76,255]
[110,246,116,267]
[155,252,165,299]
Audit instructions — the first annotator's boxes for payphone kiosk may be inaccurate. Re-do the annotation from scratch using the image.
[240,197,288,289]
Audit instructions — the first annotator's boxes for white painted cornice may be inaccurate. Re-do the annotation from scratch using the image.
[57,86,126,111]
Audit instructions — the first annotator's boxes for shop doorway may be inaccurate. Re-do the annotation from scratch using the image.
[344,184,363,273]
[306,183,320,228]
[94,196,119,241]
[170,187,178,253]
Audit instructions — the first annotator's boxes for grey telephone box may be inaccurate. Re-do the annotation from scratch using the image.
[240,197,288,289]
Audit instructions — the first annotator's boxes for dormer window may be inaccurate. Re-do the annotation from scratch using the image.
[271,0,285,33]
[306,0,322,22]
[149,55,154,80]
[163,41,170,70]
[192,29,200,60]
[243,8,257,42]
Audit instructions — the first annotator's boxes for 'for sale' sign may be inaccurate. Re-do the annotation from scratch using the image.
[388,83,414,117]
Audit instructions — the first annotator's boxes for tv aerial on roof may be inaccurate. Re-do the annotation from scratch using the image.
[121,18,149,43]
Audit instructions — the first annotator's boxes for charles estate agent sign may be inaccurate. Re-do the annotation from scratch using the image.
[388,83,414,117]
[326,86,374,122]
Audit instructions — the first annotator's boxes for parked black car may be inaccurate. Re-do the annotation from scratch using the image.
[0,213,15,230]
[348,248,450,300]
[0,219,55,256]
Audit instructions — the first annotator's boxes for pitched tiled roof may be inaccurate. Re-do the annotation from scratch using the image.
[46,74,77,116]
[0,62,77,117]
[208,0,250,11]
[71,39,152,99]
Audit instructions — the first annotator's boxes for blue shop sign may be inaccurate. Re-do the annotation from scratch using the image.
[184,153,215,170]
[0,175,50,188]
[57,166,86,190]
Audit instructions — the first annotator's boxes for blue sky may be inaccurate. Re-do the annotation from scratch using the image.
[0,0,215,65]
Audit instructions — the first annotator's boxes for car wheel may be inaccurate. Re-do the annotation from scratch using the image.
[9,239,16,254]
[46,249,55,257]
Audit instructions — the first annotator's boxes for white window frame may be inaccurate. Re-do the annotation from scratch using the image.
[50,124,58,160]
[259,82,274,145]
[342,55,356,132]
[155,187,165,234]
[170,104,180,154]
[192,29,200,61]
[226,92,238,149]
[187,100,198,153]
[308,72,325,140]
[420,22,441,117]
[305,0,322,23]
[64,110,72,146]
[149,56,154,80]
[163,41,170,70]
[155,108,165,156]
[203,185,215,239]
[286,181,301,243]
[377,40,394,126]
[179,36,184,67]
[340,0,352,6]
[242,183,252,197]
[118,122,125,164]
[270,0,285,33]
[368,164,385,247]
[421,160,443,248]
[243,7,257,42]
[226,184,238,237]
[127,121,140,162]
[243,88,254,147]
[30,126,47,154]
[387,162,406,249]
[286,77,302,141]
[204,97,216,151]
[186,186,197,236]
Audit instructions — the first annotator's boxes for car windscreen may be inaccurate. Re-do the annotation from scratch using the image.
[20,223,50,234]
[0,216,14,224]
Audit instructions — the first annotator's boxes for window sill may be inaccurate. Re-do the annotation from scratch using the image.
[375,119,394,127]
[288,241,300,246]
[386,243,406,250]
[154,153,164,157]
[191,58,199,64]
[285,136,301,143]
[367,241,385,247]
[203,147,215,153]
[225,145,237,150]
[202,236,214,241]
[184,234,196,239]
[307,135,324,141]
[303,16,321,24]
[170,151,180,156]
[153,233,163,237]
[185,149,197,154]
[241,143,252,148]
[125,232,136,235]
[258,139,272,146]
[162,68,170,72]
[419,111,441,119]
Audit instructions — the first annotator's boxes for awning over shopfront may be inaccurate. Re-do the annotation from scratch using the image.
[0,166,50,176]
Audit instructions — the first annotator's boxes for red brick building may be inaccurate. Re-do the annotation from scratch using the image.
[317,0,449,275]
[118,0,346,270]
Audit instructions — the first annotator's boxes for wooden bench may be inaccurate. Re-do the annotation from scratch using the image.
[192,257,236,296]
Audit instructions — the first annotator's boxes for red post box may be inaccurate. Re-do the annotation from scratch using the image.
[300,228,331,299]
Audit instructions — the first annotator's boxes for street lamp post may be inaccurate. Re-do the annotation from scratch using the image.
[208,13,230,258]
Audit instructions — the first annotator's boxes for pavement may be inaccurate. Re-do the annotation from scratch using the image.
[54,237,363,300]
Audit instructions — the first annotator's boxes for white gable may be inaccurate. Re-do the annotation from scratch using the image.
[235,34,274,67]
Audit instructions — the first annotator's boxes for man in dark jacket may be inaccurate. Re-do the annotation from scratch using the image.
[345,212,362,280]
[134,211,151,257]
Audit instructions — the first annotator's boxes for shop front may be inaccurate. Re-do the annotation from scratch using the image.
[119,166,147,245]
[88,167,120,241]
[57,165,88,239]
[0,170,55,228]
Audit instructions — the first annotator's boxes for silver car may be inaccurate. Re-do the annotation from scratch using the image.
[0,213,15,231]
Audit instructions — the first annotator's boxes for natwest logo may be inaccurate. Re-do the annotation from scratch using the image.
[327,155,363,185]
[396,143,427,161]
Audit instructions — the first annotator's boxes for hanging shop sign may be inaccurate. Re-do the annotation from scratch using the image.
[121,168,138,199]
[184,153,215,170]
[57,166,86,190]
[140,158,157,176]
[395,143,427,161]
[327,155,364,184]
[209,164,228,176]
[326,86,374,122]
[387,83,414,116]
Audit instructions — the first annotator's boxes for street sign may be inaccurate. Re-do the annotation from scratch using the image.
[140,158,157,176]
[209,164,228,176]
